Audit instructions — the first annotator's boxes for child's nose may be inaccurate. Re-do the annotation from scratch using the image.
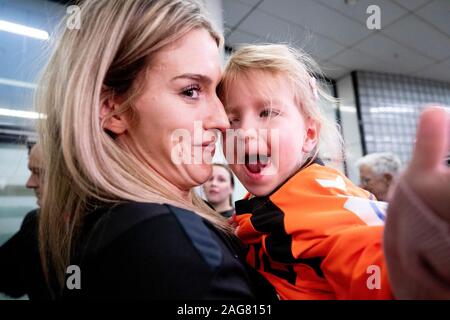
[237,125,258,146]
[245,138,260,156]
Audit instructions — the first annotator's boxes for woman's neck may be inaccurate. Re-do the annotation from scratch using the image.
[212,201,233,213]
[164,180,193,203]
[117,136,194,204]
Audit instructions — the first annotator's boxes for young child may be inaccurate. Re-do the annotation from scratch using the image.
[218,44,392,300]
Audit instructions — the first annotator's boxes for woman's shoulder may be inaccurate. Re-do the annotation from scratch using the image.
[84,202,167,241]
[81,202,228,266]
[69,202,251,299]
[92,201,173,227]
[83,202,203,253]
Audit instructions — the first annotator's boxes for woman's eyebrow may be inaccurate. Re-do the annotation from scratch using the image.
[171,73,212,84]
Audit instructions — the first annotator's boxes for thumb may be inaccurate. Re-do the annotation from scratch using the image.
[409,106,449,172]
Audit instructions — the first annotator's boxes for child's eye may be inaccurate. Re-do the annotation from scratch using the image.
[181,85,201,99]
[260,108,280,118]
[228,117,240,125]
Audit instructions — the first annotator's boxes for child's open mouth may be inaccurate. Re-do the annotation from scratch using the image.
[245,153,271,174]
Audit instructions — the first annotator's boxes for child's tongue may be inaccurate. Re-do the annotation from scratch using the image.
[246,163,262,174]
[245,154,270,174]
[245,158,270,173]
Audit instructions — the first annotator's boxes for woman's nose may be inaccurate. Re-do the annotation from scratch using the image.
[204,95,230,132]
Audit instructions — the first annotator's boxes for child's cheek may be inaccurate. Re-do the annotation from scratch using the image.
[278,131,305,170]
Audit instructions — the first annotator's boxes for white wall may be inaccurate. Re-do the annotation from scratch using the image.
[336,74,363,184]
[317,81,345,174]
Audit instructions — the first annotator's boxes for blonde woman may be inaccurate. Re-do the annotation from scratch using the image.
[203,163,235,218]
[37,0,274,299]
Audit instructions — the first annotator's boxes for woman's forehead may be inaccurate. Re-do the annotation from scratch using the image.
[213,165,230,176]
[151,29,221,81]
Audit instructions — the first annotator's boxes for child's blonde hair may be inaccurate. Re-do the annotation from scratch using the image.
[218,43,343,165]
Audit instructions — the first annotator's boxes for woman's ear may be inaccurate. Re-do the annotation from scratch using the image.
[383,173,393,184]
[100,95,128,135]
[302,118,319,153]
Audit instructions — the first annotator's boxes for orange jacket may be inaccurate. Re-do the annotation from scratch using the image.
[234,163,393,300]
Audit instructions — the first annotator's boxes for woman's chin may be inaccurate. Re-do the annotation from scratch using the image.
[207,195,226,204]
[185,163,213,185]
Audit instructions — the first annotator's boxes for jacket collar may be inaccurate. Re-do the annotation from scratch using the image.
[235,157,324,215]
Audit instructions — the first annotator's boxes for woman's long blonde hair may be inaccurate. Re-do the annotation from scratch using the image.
[36,0,230,293]
[218,44,344,165]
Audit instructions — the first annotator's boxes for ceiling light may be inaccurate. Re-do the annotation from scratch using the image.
[0,20,49,40]
[0,107,46,119]
[0,78,37,89]
[370,106,415,114]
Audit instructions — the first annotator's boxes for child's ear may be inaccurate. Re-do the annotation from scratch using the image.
[302,118,319,153]
[100,95,128,136]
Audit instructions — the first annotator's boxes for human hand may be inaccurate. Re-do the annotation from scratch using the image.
[402,106,450,223]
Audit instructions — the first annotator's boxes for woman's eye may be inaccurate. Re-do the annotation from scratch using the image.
[260,108,280,118]
[181,85,201,99]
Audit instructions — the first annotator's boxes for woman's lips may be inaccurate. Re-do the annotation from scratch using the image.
[208,191,220,197]
[191,142,216,161]
[202,139,216,146]
[200,140,216,150]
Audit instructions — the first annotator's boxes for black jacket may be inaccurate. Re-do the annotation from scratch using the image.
[63,202,276,300]
[0,209,52,300]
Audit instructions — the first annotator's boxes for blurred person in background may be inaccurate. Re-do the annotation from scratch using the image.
[203,163,235,218]
[356,152,402,201]
[25,142,44,207]
[0,142,51,299]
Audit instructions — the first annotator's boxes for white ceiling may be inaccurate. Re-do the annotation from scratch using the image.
[223,0,450,82]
